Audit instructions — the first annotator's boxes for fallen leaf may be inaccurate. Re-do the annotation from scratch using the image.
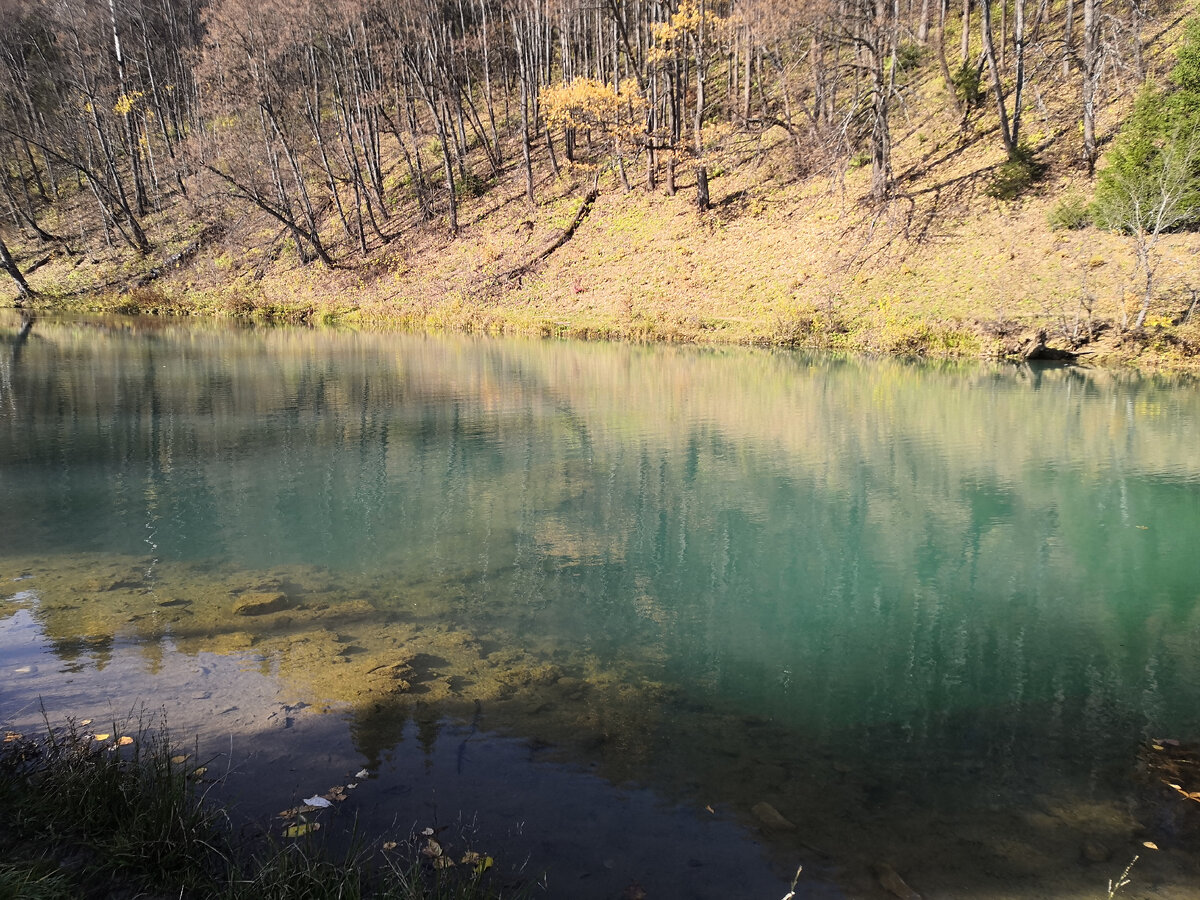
[1153,744,1166,751]
[79,719,93,727]
[190,766,208,778]
[474,855,494,875]
[303,795,333,808]
[421,838,443,858]
[1143,841,1159,850]
[382,841,398,851]
[117,736,134,746]
[433,856,455,869]
[285,823,320,838]
[3,732,21,743]
[93,733,111,742]
[421,827,435,836]
[705,805,715,814]
[171,755,189,764]
[356,768,371,779]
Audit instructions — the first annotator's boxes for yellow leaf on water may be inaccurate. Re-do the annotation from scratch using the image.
[171,755,188,765]
[79,719,93,727]
[1143,841,1159,850]
[285,823,320,838]
[190,767,208,778]
[1153,744,1166,751]
[93,733,111,742]
[459,851,494,873]
[117,736,134,746]
[433,856,455,869]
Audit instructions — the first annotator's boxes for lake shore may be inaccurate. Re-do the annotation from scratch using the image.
[11,109,1200,373]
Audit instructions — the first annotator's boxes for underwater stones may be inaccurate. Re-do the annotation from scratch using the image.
[873,863,921,900]
[364,658,417,693]
[556,676,588,700]
[1080,840,1112,863]
[751,801,796,831]
[83,573,142,592]
[233,591,289,616]
[499,663,564,688]
[213,631,256,651]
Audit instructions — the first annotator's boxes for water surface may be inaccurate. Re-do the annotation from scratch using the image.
[3,312,1200,897]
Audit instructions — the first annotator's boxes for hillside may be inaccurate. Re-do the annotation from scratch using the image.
[3,0,1200,369]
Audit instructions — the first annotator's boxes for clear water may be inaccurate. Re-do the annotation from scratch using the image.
[3,312,1200,897]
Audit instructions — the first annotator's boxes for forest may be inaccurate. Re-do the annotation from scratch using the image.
[1,0,1198,363]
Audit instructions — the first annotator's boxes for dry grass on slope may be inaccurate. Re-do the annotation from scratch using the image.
[11,9,1200,369]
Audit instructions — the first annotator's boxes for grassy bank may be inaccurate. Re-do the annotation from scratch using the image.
[0,718,524,899]
[7,13,1200,370]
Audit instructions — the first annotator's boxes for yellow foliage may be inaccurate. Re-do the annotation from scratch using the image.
[648,0,729,63]
[113,91,145,116]
[540,78,646,141]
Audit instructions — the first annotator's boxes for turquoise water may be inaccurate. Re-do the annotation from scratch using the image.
[3,313,1200,896]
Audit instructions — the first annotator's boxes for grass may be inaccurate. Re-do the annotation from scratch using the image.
[0,716,527,900]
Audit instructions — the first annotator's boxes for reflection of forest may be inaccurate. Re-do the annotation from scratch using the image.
[4,315,1200,897]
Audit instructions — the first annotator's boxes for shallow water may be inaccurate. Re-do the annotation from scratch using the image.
[3,312,1200,897]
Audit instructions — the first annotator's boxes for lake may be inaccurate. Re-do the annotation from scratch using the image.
[3,311,1200,898]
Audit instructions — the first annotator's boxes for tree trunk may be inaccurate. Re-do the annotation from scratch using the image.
[980,0,1015,154]
[0,235,34,299]
[1082,0,1100,174]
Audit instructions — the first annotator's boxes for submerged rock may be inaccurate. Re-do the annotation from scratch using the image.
[751,801,795,831]
[873,863,921,900]
[1081,840,1112,863]
[233,591,289,616]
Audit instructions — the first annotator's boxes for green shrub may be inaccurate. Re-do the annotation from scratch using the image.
[986,145,1045,201]
[454,172,490,200]
[1047,193,1091,230]
[1092,18,1200,232]
[950,61,983,108]
[891,42,926,78]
